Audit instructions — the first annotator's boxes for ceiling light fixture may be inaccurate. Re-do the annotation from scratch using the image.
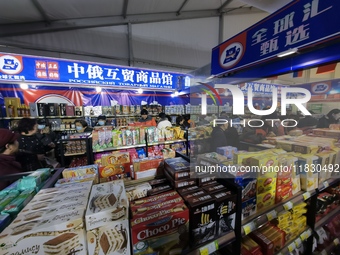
[277,48,298,58]
[137,88,143,94]
[96,87,102,93]
[20,83,28,90]
[174,91,179,96]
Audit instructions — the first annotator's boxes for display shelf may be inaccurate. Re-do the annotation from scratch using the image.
[315,206,340,230]
[189,137,210,141]
[185,231,236,255]
[316,237,340,255]
[41,168,64,189]
[275,227,312,255]
[318,178,340,192]
[64,152,86,157]
[93,143,147,152]
[148,139,186,146]
[241,190,314,236]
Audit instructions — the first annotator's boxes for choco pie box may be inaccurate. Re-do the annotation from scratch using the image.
[130,194,189,255]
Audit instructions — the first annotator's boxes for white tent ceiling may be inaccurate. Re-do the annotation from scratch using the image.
[0,0,293,75]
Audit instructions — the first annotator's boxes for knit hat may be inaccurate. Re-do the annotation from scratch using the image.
[97,115,106,121]
[0,129,19,148]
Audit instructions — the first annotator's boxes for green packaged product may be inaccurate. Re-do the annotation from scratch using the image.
[0,191,20,211]
[2,189,36,216]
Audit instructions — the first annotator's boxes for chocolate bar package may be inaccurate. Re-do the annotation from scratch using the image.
[147,184,172,196]
[131,198,184,218]
[126,183,152,202]
[212,191,237,236]
[182,190,206,201]
[202,184,228,195]
[164,169,196,189]
[164,157,191,180]
[177,186,201,196]
[148,178,169,188]
[131,191,178,207]
[186,194,216,246]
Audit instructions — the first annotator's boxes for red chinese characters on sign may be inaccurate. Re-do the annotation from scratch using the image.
[35,61,47,70]
[47,62,59,70]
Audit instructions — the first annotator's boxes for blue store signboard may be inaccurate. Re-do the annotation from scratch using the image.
[211,0,340,76]
[0,53,188,90]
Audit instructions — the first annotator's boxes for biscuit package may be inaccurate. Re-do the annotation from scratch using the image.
[85,180,129,231]
[0,209,86,255]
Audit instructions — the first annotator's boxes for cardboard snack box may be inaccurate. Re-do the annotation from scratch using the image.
[177,186,201,196]
[87,219,131,255]
[131,205,189,255]
[202,184,227,195]
[186,194,216,246]
[0,209,86,255]
[85,180,129,231]
[164,157,191,180]
[182,190,206,201]
[131,191,179,208]
[147,184,173,196]
[242,197,257,221]
[164,170,197,189]
[212,191,237,236]
[126,183,152,202]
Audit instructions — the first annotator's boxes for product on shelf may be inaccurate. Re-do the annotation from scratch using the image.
[241,236,263,255]
[131,157,163,180]
[85,180,130,255]
[130,191,189,255]
[54,174,97,187]
[2,189,36,217]
[216,146,238,159]
[125,182,152,201]
[62,164,98,179]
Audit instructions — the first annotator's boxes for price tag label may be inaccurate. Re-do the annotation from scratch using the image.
[334,238,340,246]
[266,210,277,221]
[303,192,311,200]
[288,242,296,252]
[324,181,329,188]
[243,222,256,235]
[283,201,293,211]
[321,250,327,255]
[199,241,218,255]
[300,232,307,241]
[306,229,312,238]
[295,237,302,247]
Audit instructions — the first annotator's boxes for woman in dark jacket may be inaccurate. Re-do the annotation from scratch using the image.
[15,118,48,172]
[317,109,340,128]
[0,129,22,190]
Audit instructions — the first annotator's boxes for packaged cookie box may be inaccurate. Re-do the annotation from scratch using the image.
[256,189,275,211]
[130,190,179,207]
[192,171,216,186]
[87,218,130,255]
[29,190,91,205]
[62,164,98,179]
[131,203,189,255]
[177,186,201,196]
[216,146,237,159]
[0,209,86,255]
[182,190,206,201]
[54,176,96,187]
[164,157,191,180]
[257,176,277,194]
[202,184,227,195]
[186,194,217,246]
[164,169,197,189]
[30,187,90,203]
[242,197,257,221]
[85,180,129,231]
[131,196,184,218]
[131,168,157,180]
[126,182,152,202]
[236,178,257,201]
[147,184,172,196]
[212,190,237,236]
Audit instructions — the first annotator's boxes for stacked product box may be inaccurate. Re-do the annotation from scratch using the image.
[177,181,237,247]
[0,182,92,255]
[276,155,295,202]
[164,157,197,189]
[131,157,163,180]
[62,164,99,179]
[216,146,238,159]
[130,191,190,255]
[85,180,130,255]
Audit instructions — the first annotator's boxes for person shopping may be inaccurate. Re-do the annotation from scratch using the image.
[0,129,22,190]
[75,119,93,133]
[157,113,172,129]
[138,109,156,126]
[15,118,48,172]
[317,109,340,128]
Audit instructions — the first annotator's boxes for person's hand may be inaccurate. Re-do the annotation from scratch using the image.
[37,154,46,161]
[48,142,55,148]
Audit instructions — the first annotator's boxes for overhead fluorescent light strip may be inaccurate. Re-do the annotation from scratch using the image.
[277,48,298,58]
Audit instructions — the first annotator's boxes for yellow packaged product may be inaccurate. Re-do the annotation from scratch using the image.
[293,143,320,154]
[295,216,307,228]
[249,153,278,169]
[257,176,277,194]
[277,210,292,222]
[278,220,293,230]
[256,189,275,210]
[233,151,261,165]
[298,154,319,191]
[271,148,289,155]
[294,202,307,210]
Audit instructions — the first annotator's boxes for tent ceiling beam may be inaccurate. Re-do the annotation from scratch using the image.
[0,8,264,37]
[176,0,190,16]
[218,0,234,13]
[31,0,51,24]
[122,0,129,19]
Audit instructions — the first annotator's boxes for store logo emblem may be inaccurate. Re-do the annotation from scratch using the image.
[198,83,222,113]
[0,55,23,75]
[311,83,329,94]
[220,42,243,68]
